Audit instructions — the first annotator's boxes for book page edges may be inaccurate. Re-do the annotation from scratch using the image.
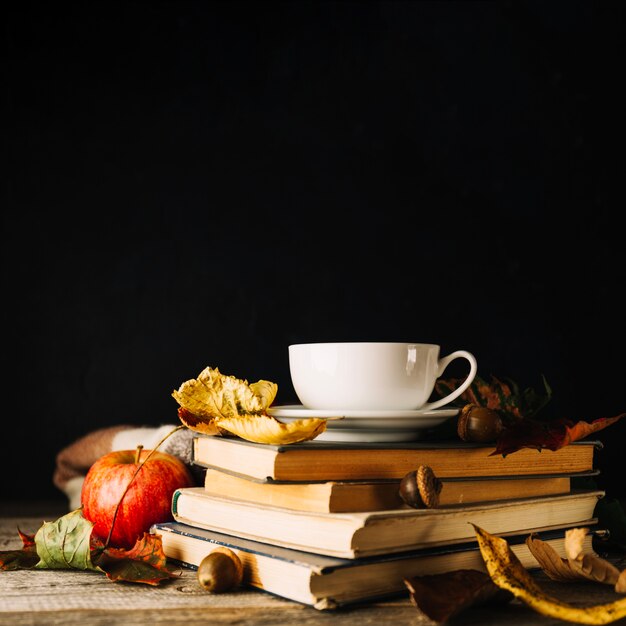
[173,486,604,522]
[171,487,603,558]
[192,435,603,451]
[153,521,600,572]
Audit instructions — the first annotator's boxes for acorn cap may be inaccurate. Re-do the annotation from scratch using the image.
[416,465,443,508]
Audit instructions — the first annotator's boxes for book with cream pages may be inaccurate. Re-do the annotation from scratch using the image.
[201,466,600,513]
[152,520,600,610]
[170,485,604,559]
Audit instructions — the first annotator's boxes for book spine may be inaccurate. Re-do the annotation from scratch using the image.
[171,489,182,515]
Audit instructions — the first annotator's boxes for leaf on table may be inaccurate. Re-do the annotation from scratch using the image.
[491,413,626,457]
[564,528,622,587]
[525,532,582,582]
[18,528,35,548]
[0,509,181,585]
[34,509,101,572]
[0,528,39,570]
[404,568,512,622]
[526,529,623,588]
[473,524,626,625]
[95,532,180,585]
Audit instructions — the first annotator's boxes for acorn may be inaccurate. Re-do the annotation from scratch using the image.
[399,465,442,509]
[197,547,244,593]
[457,403,504,443]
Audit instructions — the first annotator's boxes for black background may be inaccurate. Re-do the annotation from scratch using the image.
[4,1,625,506]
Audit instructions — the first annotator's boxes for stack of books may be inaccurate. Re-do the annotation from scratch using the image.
[151,435,604,610]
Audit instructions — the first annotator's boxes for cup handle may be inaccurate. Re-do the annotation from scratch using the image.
[420,350,478,411]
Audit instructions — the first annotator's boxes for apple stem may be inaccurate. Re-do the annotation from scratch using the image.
[103,425,186,549]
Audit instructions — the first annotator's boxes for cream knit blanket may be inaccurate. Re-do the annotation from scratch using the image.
[53,424,201,510]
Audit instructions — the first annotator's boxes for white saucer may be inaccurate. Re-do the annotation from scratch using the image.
[267,405,458,430]
[315,428,426,443]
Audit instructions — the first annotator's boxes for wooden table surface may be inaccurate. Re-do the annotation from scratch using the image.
[2,505,626,626]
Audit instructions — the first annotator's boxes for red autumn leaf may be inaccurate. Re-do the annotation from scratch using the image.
[95,531,180,585]
[18,528,36,548]
[0,529,39,570]
[491,413,626,457]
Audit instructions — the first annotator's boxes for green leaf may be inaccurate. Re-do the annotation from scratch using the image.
[35,509,101,572]
[2,511,179,585]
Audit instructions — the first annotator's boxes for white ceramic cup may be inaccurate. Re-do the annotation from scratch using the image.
[288,342,477,411]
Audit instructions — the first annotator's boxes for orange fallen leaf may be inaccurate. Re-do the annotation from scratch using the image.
[97,532,180,585]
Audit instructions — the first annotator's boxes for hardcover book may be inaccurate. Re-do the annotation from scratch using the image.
[171,486,603,558]
[152,520,598,610]
[192,436,600,483]
[202,466,599,513]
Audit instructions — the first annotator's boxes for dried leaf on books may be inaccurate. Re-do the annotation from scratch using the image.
[172,366,326,444]
[435,374,552,421]
[437,374,625,458]
[492,413,626,457]
[214,414,327,445]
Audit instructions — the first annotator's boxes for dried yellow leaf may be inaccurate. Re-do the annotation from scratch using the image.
[176,412,223,436]
[525,533,581,582]
[172,366,327,445]
[216,414,327,445]
[172,367,277,421]
[564,528,621,587]
[565,527,590,560]
[474,524,626,625]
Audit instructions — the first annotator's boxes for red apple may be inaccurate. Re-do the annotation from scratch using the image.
[81,447,195,549]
